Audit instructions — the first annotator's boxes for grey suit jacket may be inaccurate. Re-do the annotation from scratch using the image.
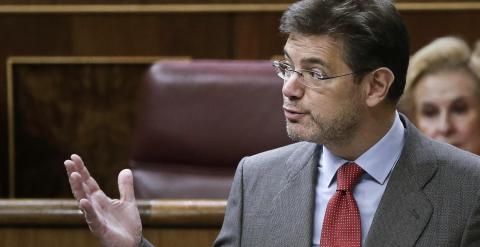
[213,116,480,247]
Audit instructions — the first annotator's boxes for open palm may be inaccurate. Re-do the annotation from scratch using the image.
[65,154,142,247]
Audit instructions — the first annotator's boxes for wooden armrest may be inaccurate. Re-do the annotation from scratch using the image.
[0,199,226,227]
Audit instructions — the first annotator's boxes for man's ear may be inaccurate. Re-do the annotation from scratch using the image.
[365,67,395,107]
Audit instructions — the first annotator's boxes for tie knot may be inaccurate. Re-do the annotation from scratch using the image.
[336,162,364,192]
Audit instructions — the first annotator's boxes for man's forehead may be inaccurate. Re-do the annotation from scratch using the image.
[283,34,344,65]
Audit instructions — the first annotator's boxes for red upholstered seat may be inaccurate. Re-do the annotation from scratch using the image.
[130,60,292,199]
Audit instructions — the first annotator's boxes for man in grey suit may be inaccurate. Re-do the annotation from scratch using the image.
[65,0,480,246]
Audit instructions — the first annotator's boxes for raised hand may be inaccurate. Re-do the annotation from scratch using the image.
[64,154,142,247]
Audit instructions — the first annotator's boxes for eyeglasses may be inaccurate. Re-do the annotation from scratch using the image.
[272,60,363,88]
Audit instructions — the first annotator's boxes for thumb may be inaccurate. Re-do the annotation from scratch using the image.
[118,169,136,202]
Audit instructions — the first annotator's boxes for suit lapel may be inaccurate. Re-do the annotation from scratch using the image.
[265,142,319,247]
[365,116,438,247]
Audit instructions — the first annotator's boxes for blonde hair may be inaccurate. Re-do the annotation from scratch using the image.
[398,36,480,120]
[471,40,480,79]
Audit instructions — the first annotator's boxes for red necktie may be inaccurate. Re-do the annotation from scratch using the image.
[320,162,364,247]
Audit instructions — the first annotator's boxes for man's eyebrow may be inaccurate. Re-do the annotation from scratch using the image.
[301,57,327,67]
[282,49,328,68]
[283,49,292,61]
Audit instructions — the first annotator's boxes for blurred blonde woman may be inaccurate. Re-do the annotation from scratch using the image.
[400,36,480,154]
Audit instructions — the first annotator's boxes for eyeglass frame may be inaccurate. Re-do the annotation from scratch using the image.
[272,60,372,88]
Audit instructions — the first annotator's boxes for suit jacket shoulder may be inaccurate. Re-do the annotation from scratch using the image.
[366,116,480,247]
[241,141,317,186]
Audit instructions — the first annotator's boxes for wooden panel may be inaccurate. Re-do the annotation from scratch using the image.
[233,12,285,59]
[403,10,480,52]
[0,228,100,247]
[69,14,230,57]
[0,17,74,198]
[0,199,224,247]
[0,227,219,247]
[7,57,184,198]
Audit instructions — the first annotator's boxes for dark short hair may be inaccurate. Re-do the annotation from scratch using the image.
[280,0,410,103]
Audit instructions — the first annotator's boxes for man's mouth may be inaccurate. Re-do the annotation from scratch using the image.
[283,107,307,121]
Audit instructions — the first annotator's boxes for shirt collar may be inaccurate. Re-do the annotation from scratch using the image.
[320,111,406,187]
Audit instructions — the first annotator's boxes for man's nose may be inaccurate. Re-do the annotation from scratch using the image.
[282,73,305,100]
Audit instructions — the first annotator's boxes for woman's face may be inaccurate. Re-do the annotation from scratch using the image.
[414,69,480,155]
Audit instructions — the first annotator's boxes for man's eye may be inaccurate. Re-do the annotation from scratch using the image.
[310,71,325,80]
[281,63,293,70]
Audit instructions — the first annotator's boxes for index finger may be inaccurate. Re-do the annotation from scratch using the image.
[69,171,87,202]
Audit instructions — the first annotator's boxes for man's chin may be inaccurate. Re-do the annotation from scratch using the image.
[286,124,313,142]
